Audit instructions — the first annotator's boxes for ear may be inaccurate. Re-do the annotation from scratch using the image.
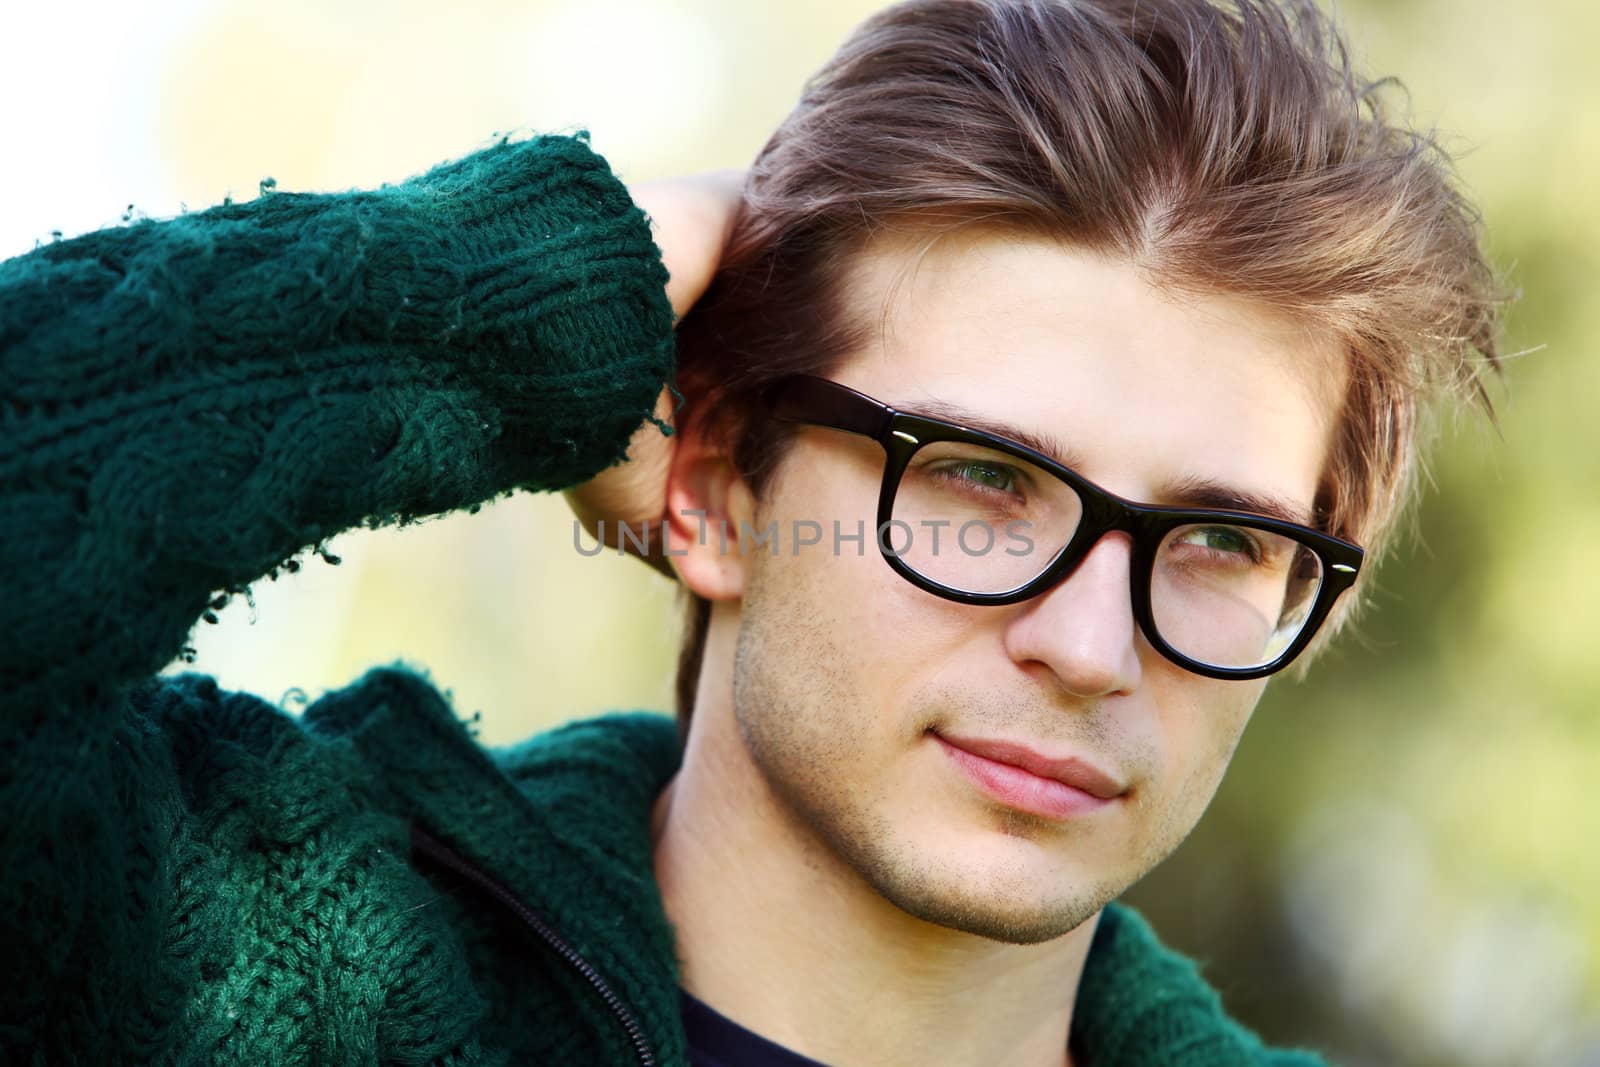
[663,424,757,601]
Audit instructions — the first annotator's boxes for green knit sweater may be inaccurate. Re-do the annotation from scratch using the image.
[0,133,1326,1066]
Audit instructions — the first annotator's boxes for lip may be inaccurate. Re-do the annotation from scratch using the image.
[933,732,1125,820]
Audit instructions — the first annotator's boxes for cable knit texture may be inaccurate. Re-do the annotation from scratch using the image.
[0,133,1323,1065]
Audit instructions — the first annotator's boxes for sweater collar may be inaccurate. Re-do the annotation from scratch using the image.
[308,666,1303,1066]
[302,666,687,1063]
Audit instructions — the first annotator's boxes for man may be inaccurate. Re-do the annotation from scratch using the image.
[0,1,1500,1065]
[581,0,1501,1062]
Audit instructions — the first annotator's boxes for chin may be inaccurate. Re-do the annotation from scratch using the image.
[868,858,1115,946]
[831,816,1123,945]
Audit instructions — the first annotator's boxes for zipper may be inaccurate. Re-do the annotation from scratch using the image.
[409,823,658,1067]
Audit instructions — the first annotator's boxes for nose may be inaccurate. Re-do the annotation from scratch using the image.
[1001,532,1143,699]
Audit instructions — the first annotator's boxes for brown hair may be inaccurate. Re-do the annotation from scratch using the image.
[671,0,1506,723]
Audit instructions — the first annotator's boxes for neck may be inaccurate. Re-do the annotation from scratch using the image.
[652,612,1096,1067]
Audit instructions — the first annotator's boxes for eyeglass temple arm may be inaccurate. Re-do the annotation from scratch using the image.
[766,375,894,440]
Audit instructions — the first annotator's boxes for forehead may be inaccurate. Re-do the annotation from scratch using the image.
[831,230,1348,515]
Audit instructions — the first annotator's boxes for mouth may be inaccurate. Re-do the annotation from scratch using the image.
[931,730,1126,821]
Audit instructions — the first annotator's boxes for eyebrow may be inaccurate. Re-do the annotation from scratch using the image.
[1160,475,1317,528]
[895,398,1086,471]
[894,397,1317,528]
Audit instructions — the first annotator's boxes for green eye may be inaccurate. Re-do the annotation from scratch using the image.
[952,462,1015,492]
[1180,526,1259,558]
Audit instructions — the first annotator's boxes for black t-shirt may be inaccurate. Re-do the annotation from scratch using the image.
[680,988,832,1067]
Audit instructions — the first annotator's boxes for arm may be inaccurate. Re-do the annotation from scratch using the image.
[0,132,675,710]
[0,133,678,1055]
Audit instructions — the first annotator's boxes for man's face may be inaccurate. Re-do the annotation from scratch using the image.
[725,231,1344,945]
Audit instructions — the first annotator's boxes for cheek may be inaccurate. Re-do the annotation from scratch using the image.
[1141,673,1263,838]
[736,523,921,735]
[742,455,957,726]
[728,544,914,840]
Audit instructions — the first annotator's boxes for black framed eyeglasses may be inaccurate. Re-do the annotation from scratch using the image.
[765,375,1363,681]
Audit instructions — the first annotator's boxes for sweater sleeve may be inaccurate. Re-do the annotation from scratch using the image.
[0,132,674,710]
[0,133,674,1056]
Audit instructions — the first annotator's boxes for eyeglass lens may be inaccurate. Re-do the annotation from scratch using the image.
[885,440,1326,670]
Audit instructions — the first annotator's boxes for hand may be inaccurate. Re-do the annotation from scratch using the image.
[564,170,743,576]
[634,169,744,321]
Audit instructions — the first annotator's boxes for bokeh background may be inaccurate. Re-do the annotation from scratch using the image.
[5,1,1594,1063]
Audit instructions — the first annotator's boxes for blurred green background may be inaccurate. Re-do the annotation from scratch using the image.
[5,1,1592,1062]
